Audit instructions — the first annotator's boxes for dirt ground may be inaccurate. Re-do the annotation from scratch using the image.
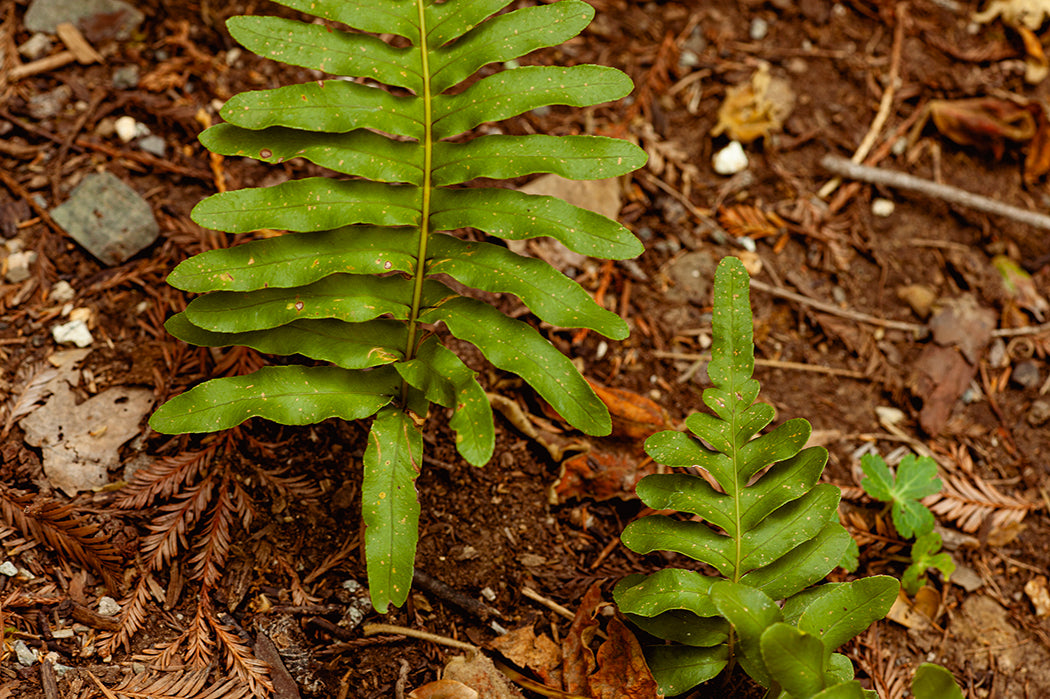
[2,0,1050,697]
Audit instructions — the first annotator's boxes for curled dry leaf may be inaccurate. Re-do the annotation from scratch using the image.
[912,97,1039,159]
[711,63,795,143]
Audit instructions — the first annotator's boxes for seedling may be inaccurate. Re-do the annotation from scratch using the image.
[150,0,645,612]
[861,453,954,594]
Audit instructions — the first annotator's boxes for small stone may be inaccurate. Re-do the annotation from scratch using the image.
[49,280,75,303]
[1011,360,1041,390]
[4,250,37,283]
[50,171,160,265]
[896,284,937,320]
[18,33,52,60]
[14,640,37,666]
[750,17,770,40]
[713,141,748,175]
[1027,399,1050,427]
[27,84,71,120]
[871,198,895,217]
[114,115,138,143]
[52,318,93,347]
[24,0,144,39]
[112,64,139,89]
[137,134,166,157]
[97,596,121,616]
[988,337,1008,368]
[0,561,17,576]
[480,586,497,602]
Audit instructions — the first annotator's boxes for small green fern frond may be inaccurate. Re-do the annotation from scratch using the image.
[152,0,645,612]
[614,257,897,697]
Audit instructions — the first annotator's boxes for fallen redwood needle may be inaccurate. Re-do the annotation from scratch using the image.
[820,154,1050,232]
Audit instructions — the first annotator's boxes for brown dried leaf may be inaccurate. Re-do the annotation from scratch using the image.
[211,611,274,697]
[115,450,214,510]
[0,363,58,440]
[141,476,215,570]
[489,625,563,688]
[588,615,659,698]
[924,98,1037,159]
[408,679,480,699]
[441,654,525,698]
[717,204,786,240]
[97,575,156,657]
[562,582,603,693]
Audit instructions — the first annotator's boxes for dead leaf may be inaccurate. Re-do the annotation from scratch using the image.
[717,204,786,240]
[586,382,673,442]
[589,615,660,698]
[711,63,795,143]
[919,98,1038,159]
[442,654,525,699]
[974,0,1050,30]
[562,583,603,694]
[886,589,930,630]
[490,626,564,688]
[1024,105,1050,181]
[993,255,1048,321]
[1024,576,1050,617]
[910,344,977,436]
[928,295,997,364]
[1018,25,1049,82]
[408,679,480,699]
[551,449,660,503]
[911,585,942,624]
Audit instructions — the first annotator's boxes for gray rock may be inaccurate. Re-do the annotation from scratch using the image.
[14,640,37,666]
[24,0,143,38]
[1028,399,1050,427]
[112,64,139,89]
[50,172,159,266]
[1012,360,1041,390]
[137,134,166,157]
[27,84,71,120]
[18,33,52,60]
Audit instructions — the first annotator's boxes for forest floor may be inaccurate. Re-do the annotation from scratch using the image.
[1,0,1050,697]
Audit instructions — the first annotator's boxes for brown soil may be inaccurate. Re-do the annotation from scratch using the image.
[2,0,1049,698]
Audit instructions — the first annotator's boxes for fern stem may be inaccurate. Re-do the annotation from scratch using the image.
[404,0,434,369]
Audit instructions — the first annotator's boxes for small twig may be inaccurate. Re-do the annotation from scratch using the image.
[521,586,607,640]
[0,169,66,238]
[412,568,501,623]
[991,322,1050,338]
[394,659,410,699]
[819,2,906,199]
[653,350,869,380]
[749,277,926,334]
[637,170,725,235]
[362,623,479,653]
[821,154,1050,232]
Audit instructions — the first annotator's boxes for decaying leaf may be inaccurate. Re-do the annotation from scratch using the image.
[408,679,480,699]
[589,615,660,698]
[912,97,1039,159]
[974,0,1050,30]
[711,63,796,143]
[1018,25,1049,83]
[442,653,525,699]
[993,255,1048,321]
[489,625,564,688]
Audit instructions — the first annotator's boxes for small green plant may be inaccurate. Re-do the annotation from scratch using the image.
[150,0,645,612]
[614,257,898,698]
[860,453,954,595]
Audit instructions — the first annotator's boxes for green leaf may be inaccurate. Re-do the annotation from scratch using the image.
[622,515,732,576]
[167,227,418,293]
[150,366,398,433]
[738,484,840,574]
[797,576,898,657]
[227,16,422,92]
[811,682,868,699]
[423,296,610,436]
[710,581,782,688]
[166,314,405,370]
[425,0,515,47]
[432,65,633,139]
[201,126,424,184]
[613,569,720,620]
[739,522,853,601]
[912,663,965,699]
[182,275,419,333]
[622,611,728,648]
[192,179,422,234]
[860,453,941,538]
[432,134,645,186]
[363,406,423,613]
[394,337,494,467]
[430,187,642,259]
[645,644,728,697]
[270,0,419,41]
[633,472,733,533]
[222,80,423,138]
[430,2,593,93]
[427,235,627,338]
[761,623,827,698]
[903,531,955,595]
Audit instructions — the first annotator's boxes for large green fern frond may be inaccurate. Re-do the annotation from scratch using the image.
[614,258,896,697]
[151,0,646,612]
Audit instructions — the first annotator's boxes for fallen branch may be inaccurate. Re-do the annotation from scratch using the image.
[821,154,1050,232]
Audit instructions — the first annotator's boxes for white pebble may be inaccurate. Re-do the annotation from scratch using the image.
[50,280,76,303]
[98,596,122,616]
[15,640,37,666]
[871,198,895,217]
[52,319,93,347]
[4,250,37,283]
[0,561,17,576]
[750,18,769,40]
[114,115,138,143]
[713,141,749,175]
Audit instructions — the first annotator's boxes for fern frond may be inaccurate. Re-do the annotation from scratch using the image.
[151,0,646,613]
[142,477,215,570]
[188,479,235,589]
[98,574,155,657]
[210,613,274,697]
[109,667,255,699]
[115,450,214,510]
[614,257,896,696]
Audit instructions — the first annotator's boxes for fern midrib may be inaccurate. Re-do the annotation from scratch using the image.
[404,0,434,370]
